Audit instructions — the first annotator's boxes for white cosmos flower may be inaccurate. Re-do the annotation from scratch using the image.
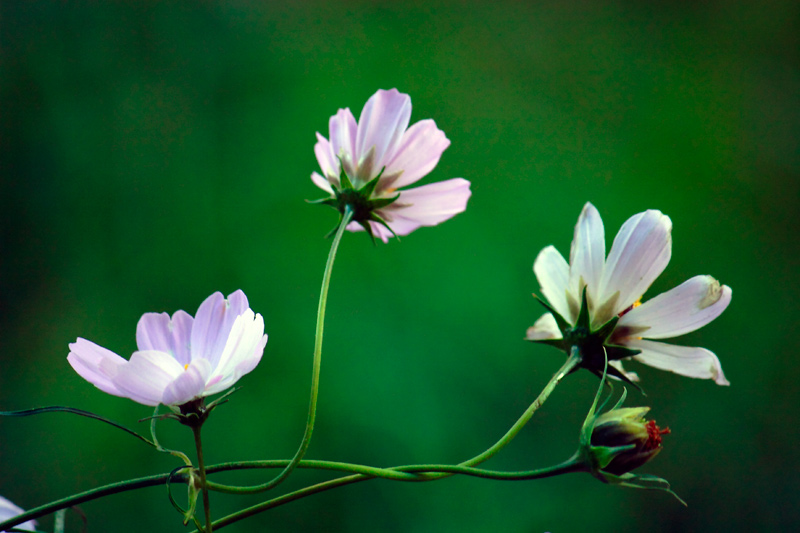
[68,290,267,407]
[0,495,36,531]
[526,202,731,385]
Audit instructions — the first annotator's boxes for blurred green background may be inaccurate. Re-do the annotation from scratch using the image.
[1,1,798,531]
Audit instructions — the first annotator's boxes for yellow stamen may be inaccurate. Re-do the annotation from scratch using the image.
[184,363,190,371]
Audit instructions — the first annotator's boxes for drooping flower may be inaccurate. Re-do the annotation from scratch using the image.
[68,290,267,407]
[310,88,471,242]
[0,495,36,531]
[526,202,731,385]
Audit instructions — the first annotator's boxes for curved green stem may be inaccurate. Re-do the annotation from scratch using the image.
[202,455,586,531]
[0,472,186,532]
[461,348,581,468]
[246,206,355,493]
[192,424,212,533]
[0,450,585,532]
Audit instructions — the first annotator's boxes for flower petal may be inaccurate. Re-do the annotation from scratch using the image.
[597,209,672,323]
[624,338,729,385]
[382,119,450,189]
[328,108,358,180]
[135,310,193,366]
[568,202,605,306]
[67,338,127,397]
[617,275,732,339]
[313,132,340,184]
[533,245,573,323]
[379,178,471,235]
[609,360,639,382]
[525,313,563,341]
[355,89,411,179]
[311,171,334,194]
[111,350,185,406]
[162,358,212,406]
[205,310,267,395]
[190,290,249,369]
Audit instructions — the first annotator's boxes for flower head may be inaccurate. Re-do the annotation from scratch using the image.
[589,406,670,476]
[576,381,682,503]
[527,202,731,385]
[0,495,36,531]
[68,290,267,407]
[311,88,471,242]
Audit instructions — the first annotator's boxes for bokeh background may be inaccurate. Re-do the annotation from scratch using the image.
[1,1,798,532]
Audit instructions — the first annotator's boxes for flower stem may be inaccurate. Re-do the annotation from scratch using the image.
[249,206,355,493]
[201,456,585,531]
[462,348,581,468]
[192,424,212,533]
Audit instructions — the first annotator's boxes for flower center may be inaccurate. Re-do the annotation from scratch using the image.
[184,363,190,371]
[644,419,671,450]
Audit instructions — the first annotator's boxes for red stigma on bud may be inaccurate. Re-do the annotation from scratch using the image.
[644,420,671,450]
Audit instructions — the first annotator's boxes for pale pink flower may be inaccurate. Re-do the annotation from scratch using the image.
[311,88,471,242]
[0,495,36,531]
[527,203,731,385]
[68,290,267,407]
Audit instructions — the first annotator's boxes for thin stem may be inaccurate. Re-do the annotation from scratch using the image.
[462,348,581,468]
[0,451,585,531]
[203,456,586,531]
[248,206,355,493]
[192,425,212,533]
[0,473,185,532]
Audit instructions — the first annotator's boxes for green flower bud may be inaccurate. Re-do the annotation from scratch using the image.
[590,406,670,476]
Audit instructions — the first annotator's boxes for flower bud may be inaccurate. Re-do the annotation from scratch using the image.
[590,407,670,475]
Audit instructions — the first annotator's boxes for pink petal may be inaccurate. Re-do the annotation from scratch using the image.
[311,171,334,194]
[135,310,193,366]
[313,132,340,183]
[568,202,605,306]
[190,290,249,369]
[383,119,450,189]
[344,220,396,244]
[205,310,267,395]
[624,338,729,385]
[355,89,411,180]
[533,245,573,324]
[329,108,358,179]
[162,358,212,406]
[111,350,185,406]
[67,338,126,397]
[526,313,562,341]
[617,275,732,339]
[597,209,672,323]
[380,178,471,234]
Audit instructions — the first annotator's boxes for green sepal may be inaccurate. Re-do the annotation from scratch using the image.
[531,294,572,336]
[595,471,687,506]
[306,197,340,208]
[588,363,644,393]
[575,286,591,330]
[594,314,620,343]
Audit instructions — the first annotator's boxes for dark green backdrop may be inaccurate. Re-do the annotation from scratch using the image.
[2,1,798,532]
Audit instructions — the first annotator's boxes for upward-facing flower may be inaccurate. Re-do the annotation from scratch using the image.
[0,495,36,531]
[311,88,471,242]
[526,203,731,385]
[68,290,267,407]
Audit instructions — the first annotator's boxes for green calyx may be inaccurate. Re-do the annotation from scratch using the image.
[530,287,642,388]
[308,165,400,243]
[575,363,686,505]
